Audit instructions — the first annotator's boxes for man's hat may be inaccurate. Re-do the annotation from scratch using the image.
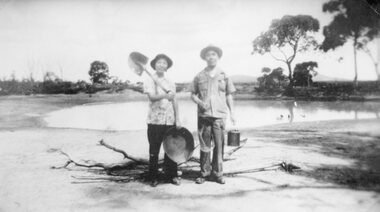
[163,127,195,163]
[200,45,223,60]
[150,54,173,70]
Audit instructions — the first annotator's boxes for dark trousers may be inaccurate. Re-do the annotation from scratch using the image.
[198,117,225,178]
[147,124,178,180]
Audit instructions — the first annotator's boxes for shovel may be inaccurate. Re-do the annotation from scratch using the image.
[128,51,171,93]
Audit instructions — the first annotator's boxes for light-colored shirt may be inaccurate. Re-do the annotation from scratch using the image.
[143,73,176,125]
[191,66,236,118]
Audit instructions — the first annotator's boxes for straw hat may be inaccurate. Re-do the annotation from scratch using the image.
[200,45,223,60]
[150,54,173,70]
[163,127,195,163]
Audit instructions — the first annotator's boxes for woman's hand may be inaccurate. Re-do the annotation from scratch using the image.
[165,91,175,101]
[175,119,182,129]
[199,101,210,111]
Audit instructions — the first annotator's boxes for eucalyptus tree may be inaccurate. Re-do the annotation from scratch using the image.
[320,0,380,86]
[252,15,320,87]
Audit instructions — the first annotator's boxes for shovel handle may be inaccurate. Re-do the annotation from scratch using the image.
[143,68,171,93]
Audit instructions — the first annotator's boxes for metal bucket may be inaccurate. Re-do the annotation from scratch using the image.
[227,130,240,146]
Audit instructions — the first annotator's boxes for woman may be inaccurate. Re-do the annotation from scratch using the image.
[143,53,181,187]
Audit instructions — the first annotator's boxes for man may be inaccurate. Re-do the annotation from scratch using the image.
[191,45,236,184]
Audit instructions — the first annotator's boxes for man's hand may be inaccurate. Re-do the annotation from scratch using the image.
[230,112,236,126]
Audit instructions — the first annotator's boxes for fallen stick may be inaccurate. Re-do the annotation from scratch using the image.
[51,149,138,171]
[224,138,248,158]
[99,139,149,165]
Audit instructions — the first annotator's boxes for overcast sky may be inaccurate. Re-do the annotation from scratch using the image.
[0,0,378,82]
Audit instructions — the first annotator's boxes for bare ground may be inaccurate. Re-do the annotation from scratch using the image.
[0,94,379,212]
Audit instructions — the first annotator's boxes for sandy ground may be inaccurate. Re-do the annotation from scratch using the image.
[0,94,380,212]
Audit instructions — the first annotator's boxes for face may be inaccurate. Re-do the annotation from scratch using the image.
[204,50,219,66]
[154,58,168,73]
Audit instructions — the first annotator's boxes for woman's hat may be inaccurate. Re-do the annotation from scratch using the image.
[163,127,195,164]
[200,45,223,60]
[150,54,173,70]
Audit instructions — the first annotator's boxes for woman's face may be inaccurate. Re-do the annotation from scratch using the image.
[154,58,168,73]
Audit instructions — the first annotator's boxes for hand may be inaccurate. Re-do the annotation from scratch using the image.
[175,120,182,129]
[199,101,210,111]
[166,91,175,101]
[230,113,236,126]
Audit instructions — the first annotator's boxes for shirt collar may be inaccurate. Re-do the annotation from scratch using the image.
[202,66,223,78]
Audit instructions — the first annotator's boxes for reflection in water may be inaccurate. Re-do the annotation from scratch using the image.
[283,101,297,123]
[44,100,380,131]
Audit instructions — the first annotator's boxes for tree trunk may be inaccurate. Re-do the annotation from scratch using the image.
[377,37,380,81]
[287,62,293,87]
[353,38,358,90]
[375,63,380,81]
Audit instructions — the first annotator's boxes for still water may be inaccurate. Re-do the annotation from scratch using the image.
[44,100,380,131]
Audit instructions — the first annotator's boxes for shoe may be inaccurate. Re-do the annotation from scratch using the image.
[195,177,206,184]
[150,179,159,187]
[214,177,225,184]
[171,177,181,186]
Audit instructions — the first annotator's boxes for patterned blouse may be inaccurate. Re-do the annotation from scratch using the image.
[143,74,176,125]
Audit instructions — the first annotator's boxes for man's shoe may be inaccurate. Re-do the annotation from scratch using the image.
[195,177,206,184]
[171,177,181,186]
[150,180,159,187]
[215,177,225,184]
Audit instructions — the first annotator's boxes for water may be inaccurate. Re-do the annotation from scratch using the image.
[44,100,380,131]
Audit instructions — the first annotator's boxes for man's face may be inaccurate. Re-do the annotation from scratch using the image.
[205,50,219,66]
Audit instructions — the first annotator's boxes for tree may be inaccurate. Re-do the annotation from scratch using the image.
[257,67,287,89]
[360,0,380,81]
[252,15,320,87]
[89,61,110,84]
[320,0,380,87]
[293,61,318,87]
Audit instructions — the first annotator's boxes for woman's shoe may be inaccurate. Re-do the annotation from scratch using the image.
[195,177,206,184]
[150,179,159,187]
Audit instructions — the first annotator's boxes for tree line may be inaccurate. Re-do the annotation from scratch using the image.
[252,0,380,93]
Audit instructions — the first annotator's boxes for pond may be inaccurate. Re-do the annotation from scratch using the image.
[44,100,380,131]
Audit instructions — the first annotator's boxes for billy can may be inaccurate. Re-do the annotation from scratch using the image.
[227,129,240,146]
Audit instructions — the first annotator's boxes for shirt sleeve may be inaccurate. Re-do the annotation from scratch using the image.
[143,77,155,94]
[225,75,236,95]
[190,75,199,94]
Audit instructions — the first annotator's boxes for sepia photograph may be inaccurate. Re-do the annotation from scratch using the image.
[0,0,380,211]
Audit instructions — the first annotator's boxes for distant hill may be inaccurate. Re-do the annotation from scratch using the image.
[230,75,258,83]
[313,74,350,82]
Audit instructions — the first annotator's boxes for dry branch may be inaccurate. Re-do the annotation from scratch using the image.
[51,138,255,183]
[99,139,149,165]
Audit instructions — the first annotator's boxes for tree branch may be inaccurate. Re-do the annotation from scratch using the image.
[269,51,287,63]
[99,139,149,165]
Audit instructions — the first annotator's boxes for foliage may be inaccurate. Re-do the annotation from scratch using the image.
[320,0,380,85]
[88,61,110,84]
[252,15,320,85]
[257,67,287,89]
[293,61,318,87]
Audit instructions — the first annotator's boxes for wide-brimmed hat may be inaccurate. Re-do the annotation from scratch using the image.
[200,45,223,60]
[163,127,195,163]
[150,54,173,70]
